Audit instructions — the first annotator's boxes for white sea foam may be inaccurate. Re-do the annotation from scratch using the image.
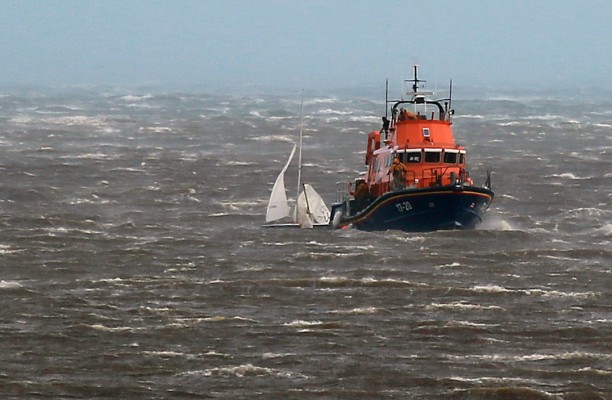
[564,207,610,218]
[577,367,612,376]
[524,288,595,299]
[88,324,144,332]
[447,320,500,328]
[497,121,522,126]
[0,280,23,289]
[143,350,191,358]
[455,114,485,119]
[202,315,256,323]
[457,351,611,363]
[70,152,115,160]
[436,262,462,269]
[471,284,511,293]
[262,352,296,359]
[448,375,546,387]
[304,97,338,105]
[426,301,504,311]
[592,223,612,236]
[470,284,596,299]
[250,134,295,143]
[348,115,379,123]
[315,108,352,116]
[121,94,153,102]
[394,235,427,243]
[478,215,516,231]
[9,116,35,124]
[138,126,173,134]
[549,172,590,180]
[284,320,323,328]
[0,245,23,255]
[330,307,388,315]
[46,115,108,126]
[181,363,308,379]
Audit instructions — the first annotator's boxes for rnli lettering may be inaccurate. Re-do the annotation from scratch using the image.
[396,201,412,213]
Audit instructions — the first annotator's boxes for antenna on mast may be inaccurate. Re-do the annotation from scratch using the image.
[405,64,426,98]
[448,78,453,120]
[385,78,389,118]
[410,64,426,93]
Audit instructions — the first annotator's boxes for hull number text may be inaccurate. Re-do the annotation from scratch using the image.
[396,201,413,213]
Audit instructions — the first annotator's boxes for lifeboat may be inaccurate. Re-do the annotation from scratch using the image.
[330,65,494,232]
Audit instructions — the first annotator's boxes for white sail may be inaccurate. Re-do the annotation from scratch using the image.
[295,192,313,229]
[304,184,330,224]
[303,183,331,224]
[265,144,296,222]
[295,183,331,227]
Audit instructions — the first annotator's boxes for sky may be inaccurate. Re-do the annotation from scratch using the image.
[1,0,611,91]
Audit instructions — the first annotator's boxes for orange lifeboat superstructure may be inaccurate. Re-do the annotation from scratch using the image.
[330,66,493,231]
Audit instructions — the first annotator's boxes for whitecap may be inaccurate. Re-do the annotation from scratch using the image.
[548,172,590,180]
[120,94,153,101]
[304,97,338,105]
[592,223,612,236]
[577,367,612,375]
[471,284,512,293]
[455,114,485,119]
[318,276,361,285]
[330,307,388,315]
[138,126,173,134]
[426,301,505,311]
[284,320,323,328]
[447,320,500,328]
[42,115,108,127]
[524,288,595,299]
[0,280,23,289]
[478,215,516,231]
[0,245,23,255]
[88,324,143,332]
[143,351,191,358]
[348,115,379,123]
[315,109,352,116]
[226,161,256,166]
[250,135,294,143]
[202,315,256,322]
[436,262,462,269]
[262,352,296,359]
[395,235,427,243]
[182,363,308,379]
[71,152,114,160]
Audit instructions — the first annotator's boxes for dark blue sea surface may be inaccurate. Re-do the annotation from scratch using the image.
[0,86,610,399]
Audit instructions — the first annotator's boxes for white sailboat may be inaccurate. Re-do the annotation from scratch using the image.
[264,94,330,229]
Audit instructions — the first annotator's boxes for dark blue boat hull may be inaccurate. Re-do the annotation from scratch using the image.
[331,185,494,232]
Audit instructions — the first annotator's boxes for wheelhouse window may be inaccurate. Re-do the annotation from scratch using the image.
[459,150,466,164]
[424,149,441,163]
[444,150,459,164]
[405,151,421,163]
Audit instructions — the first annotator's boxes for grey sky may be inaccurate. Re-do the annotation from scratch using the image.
[1,0,610,90]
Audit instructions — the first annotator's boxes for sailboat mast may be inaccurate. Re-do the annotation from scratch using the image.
[296,90,304,202]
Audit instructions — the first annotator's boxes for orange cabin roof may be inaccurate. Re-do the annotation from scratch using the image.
[391,119,456,149]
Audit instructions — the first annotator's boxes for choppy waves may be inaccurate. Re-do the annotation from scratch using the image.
[0,87,610,398]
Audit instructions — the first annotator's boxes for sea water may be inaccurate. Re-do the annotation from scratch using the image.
[0,85,610,398]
